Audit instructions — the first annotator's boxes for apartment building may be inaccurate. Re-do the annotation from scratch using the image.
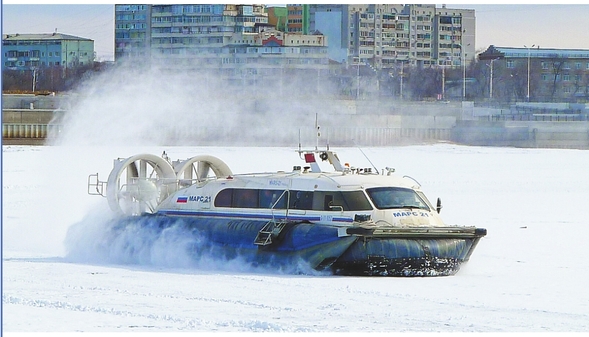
[267,6,288,32]
[308,4,475,70]
[2,32,94,71]
[115,4,151,60]
[114,4,330,93]
[308,4,349,64]
[116,4,268,62]
[115,4,328,66]
[114,4,474,70]
[286,4,309,34]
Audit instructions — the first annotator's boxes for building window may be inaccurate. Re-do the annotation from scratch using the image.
[506,60,515,68]
[563,74,570,81]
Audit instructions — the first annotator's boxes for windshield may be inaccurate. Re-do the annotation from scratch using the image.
[366,187,431,211]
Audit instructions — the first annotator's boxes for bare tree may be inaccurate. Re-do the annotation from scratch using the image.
[405,65,439,100]
[545,54,566,101]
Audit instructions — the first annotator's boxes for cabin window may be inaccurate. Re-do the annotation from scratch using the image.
[313,191,372,211]
[215,188,286,209]
[290,190,313,210]
[342,191,373,211]
[233,189,258,208]
[214,189,232,207]
[366,187,430,211]
[214,188,372,211]
[259,189,287,209]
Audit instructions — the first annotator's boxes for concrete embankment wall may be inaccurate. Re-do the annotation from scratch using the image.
[2,94,589,149]
[2,109,64,145]
[148,114,457,147]
[2,93,67,110]
[2,95,461,146]
[510,121,589,149]
[453,120,589,149]
[455,106,589,149]
[320,114,456,146]
[2,94,64,145]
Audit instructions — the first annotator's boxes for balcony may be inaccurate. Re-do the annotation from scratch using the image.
[151,11,172,17]
[151,22,172,28]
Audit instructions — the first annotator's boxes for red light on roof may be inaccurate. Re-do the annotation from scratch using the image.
[304,153,316,163]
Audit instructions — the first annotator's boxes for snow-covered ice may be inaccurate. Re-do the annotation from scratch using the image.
[3,143,589,332]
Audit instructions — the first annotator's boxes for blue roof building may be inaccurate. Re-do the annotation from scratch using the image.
[478,45,589,61]
[2,32,94,71]
[478,45,589,102]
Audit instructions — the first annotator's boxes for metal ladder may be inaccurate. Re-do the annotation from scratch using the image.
[254,220,288,246]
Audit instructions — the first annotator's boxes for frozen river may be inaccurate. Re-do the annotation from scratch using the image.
[2,143,589,332]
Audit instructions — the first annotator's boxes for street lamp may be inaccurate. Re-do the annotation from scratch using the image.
[31,67,38,92]
[440,57,450,100]
[400,61,404,100]
[356,57,360,99]
[462,48,466,100]
[462,42,470,100]
[524,44,535,102]
[487,58,499,99]
[442,64,446,100]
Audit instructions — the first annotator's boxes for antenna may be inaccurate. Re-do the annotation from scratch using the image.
[357,147,379,175]
[353,139,380,175]
[315,113,320,151]
[298,128,302,156]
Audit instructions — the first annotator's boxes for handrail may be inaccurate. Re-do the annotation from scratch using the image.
[269,189,290,223]
[402,175,421,187]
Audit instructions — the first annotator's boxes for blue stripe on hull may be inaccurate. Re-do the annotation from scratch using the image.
[156,209,353,223]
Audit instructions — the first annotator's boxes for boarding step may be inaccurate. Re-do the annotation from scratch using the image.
[254,220,287,246]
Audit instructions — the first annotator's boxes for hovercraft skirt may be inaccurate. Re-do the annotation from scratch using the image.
[108,215,484,276]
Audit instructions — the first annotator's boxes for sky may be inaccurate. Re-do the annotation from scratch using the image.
[2,2,589,62]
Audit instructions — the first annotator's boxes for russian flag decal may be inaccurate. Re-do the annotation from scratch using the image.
[176,196,188,203]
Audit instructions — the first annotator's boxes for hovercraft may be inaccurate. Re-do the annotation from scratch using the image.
[88,143,486,277]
